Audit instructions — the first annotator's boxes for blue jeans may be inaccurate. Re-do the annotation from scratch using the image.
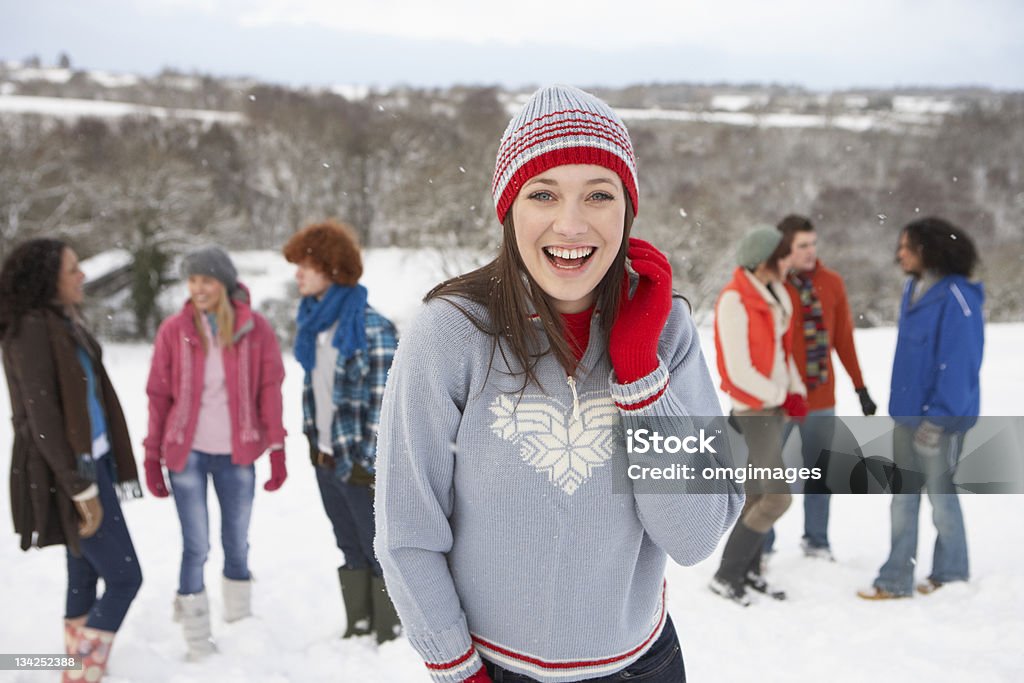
[483,616,684,682]
[66,455,143,631]
[314,463,380,575]
[764,408,836,553]
[169,450,255,595]
[794,409,836,549]
[873,424,969,596]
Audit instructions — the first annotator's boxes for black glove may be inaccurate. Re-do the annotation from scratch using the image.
[856,387,877,416]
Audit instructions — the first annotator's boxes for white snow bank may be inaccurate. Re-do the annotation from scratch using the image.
[0,95,245,124]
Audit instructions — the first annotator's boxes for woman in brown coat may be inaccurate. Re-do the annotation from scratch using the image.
[1,239,143,682]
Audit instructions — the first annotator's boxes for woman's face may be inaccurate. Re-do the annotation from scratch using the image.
[56,247,85,307]
[188,275,225,312]
[511,164,625,314]
[896,231,924,276]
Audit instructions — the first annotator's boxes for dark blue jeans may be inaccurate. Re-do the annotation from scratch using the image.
[314,463,380,574]
[168,450,255,595]
[66,455,143,632]
[483,616,685,682]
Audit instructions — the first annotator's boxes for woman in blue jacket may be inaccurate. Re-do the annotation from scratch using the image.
[859,217,984,599]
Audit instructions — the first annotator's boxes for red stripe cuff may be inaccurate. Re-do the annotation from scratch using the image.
[615,381,668,412]
[424,646,477,671]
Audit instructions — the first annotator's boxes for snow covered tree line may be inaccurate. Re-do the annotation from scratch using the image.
[2,71,1023,335]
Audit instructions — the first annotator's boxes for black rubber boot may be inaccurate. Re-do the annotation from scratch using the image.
[714,522,767,592]
[338,566,373,638]
[370,574,402,644]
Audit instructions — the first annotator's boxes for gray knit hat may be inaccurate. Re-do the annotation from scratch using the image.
[181,246,238,293]
[736,227,783,269]
[492,85,638,224]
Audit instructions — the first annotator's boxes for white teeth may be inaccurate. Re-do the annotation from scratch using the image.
[545,246,594,260]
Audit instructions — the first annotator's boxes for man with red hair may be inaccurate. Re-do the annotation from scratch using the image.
[282,220,401,643]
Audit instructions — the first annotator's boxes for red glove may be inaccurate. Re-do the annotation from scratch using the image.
[782,393,809,422]
[463,664,493,683]
[144,459,170,498]
[609,238,673,384]
[264,449,287,492]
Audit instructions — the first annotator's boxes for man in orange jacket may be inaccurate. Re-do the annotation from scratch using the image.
[774,214,877,559]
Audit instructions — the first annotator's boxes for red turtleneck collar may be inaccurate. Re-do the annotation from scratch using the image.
[561,306,595,362]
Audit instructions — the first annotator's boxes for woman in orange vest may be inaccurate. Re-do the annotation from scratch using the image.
[710,226,808,605]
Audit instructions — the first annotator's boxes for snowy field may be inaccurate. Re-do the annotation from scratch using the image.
[1,85,949,133]
[1,249,1022,682]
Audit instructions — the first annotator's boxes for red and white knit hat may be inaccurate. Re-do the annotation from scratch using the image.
[491,85,639,224]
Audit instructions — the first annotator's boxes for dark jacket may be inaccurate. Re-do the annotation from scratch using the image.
[2,307,140,556]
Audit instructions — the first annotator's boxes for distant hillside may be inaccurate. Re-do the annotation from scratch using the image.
[2,61,1022,327]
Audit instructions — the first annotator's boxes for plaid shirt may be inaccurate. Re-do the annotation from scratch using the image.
[302,305,398,480]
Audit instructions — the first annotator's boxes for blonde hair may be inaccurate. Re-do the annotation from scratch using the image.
[192,284,235,350]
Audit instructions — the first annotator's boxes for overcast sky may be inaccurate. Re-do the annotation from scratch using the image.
[4,0,1023,91]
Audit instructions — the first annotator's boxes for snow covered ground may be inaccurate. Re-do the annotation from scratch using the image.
[1,249,1022,682]
[1,89,944,133]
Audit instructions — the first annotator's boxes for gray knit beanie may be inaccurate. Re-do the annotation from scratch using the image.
[736,227,783,269]
[492,85,638,224]
[181,246,238,293]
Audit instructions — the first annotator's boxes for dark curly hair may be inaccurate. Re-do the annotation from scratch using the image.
[0,238,67,339]
[901,217,979,277]
[281,220,362,285]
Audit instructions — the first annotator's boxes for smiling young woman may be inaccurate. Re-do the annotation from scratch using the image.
[1,238,143,682]
[375,85,744,683]
[144,245,287,660]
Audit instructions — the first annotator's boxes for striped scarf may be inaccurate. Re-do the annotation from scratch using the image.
[791,271,829,389]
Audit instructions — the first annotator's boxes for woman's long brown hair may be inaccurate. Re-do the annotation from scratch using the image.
[426,198,635,392]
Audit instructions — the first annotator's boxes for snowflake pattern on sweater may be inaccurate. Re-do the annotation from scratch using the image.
[489,391,618,495]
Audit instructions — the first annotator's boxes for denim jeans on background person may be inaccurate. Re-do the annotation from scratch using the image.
[873,424,969,596]
[794,409,837,549]
[169,450,255,595]
[483,616,684,682]
[314,463,380,575]
[66,454,143,631]
[764,408,836,554]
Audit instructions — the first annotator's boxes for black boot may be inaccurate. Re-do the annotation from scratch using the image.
[711,522,766,605]
[338,566,373,638]
[370,574,402,644]
[744,571,787,601]
[744,541,786,600]
[748,542,764,578]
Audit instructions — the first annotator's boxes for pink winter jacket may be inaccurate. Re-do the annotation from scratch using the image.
[144,285,287,472]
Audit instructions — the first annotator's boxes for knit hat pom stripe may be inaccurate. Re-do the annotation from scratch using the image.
[506,106,634,152]
[492,85,638,223]
[495,111,636,176]
[494,146,637,224]
[493,118,636,193]
[493,130,635,198]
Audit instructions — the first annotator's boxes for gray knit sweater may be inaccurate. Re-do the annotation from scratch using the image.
[375,296,743,682]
